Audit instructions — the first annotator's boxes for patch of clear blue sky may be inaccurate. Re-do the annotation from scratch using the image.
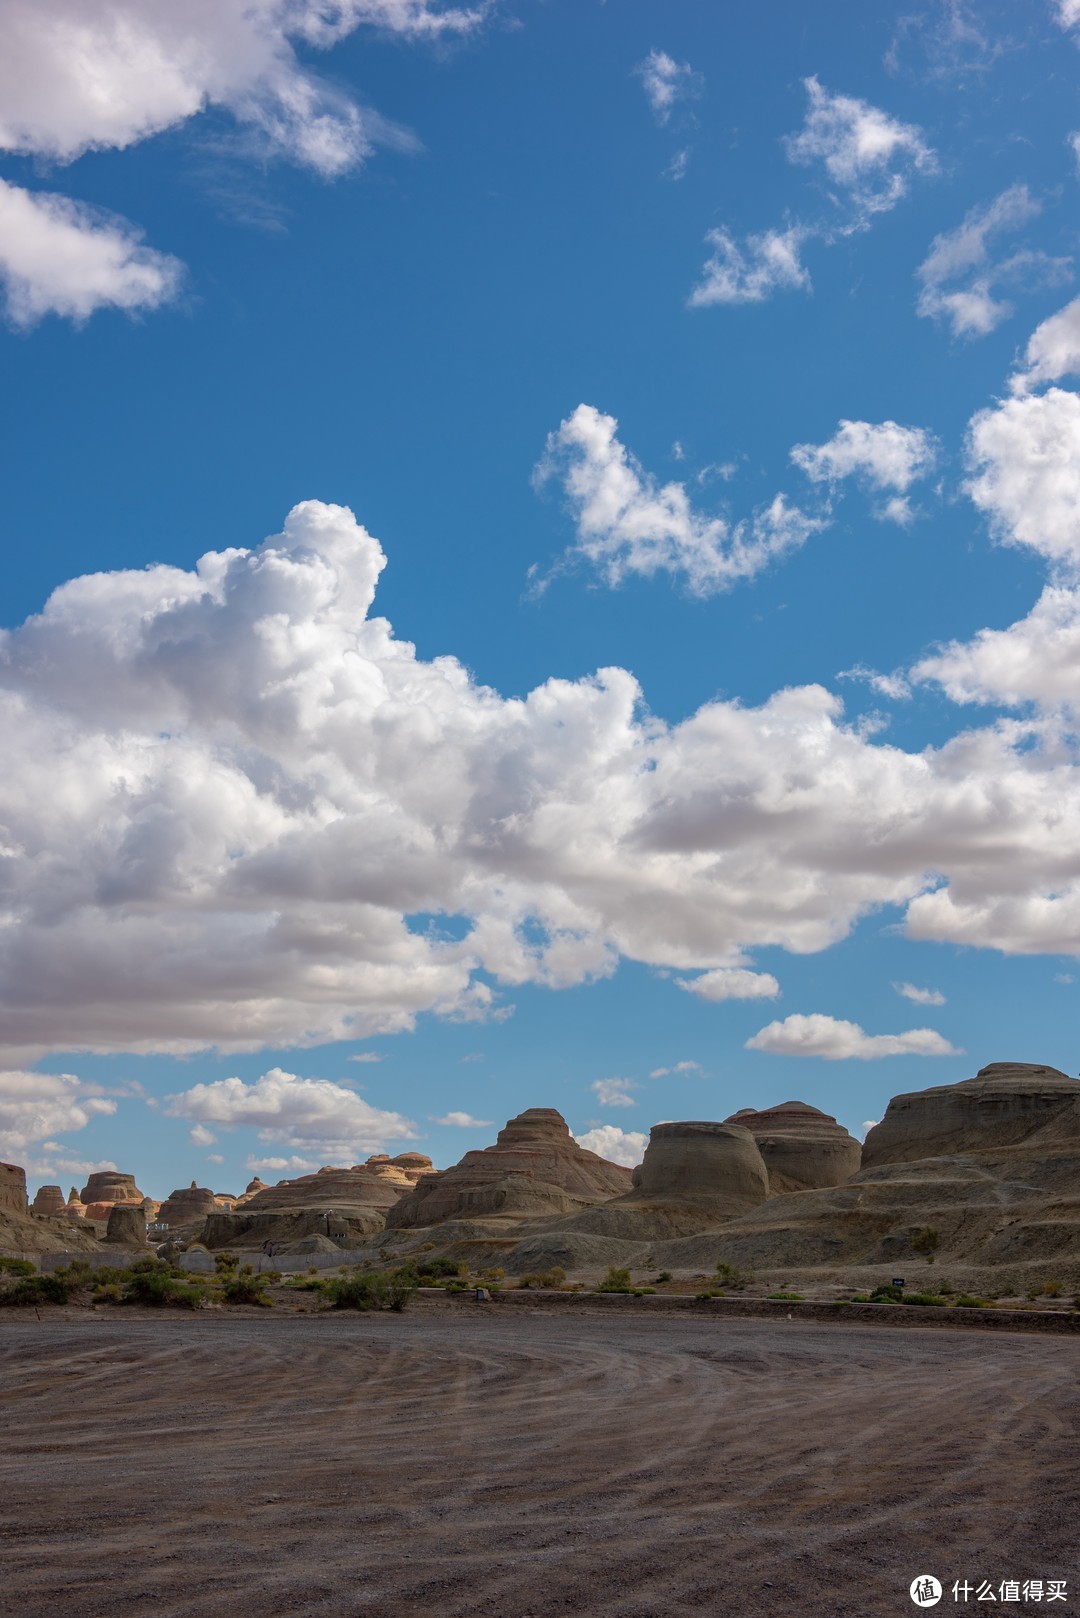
[3,1,1079,1192]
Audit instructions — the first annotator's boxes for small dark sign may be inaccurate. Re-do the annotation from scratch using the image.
[892,1277,906,1288]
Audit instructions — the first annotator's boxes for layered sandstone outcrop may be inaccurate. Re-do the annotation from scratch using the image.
[104,1204,149,1246]
[724,1101,861,1193]
[503,1122,771,1259]
[158,1184,218,1231]
[652,1062,1080,1273]
[861,1063,1080,1167]
[0,1161,103,1254]
[0,1161,28,1216]
[31,1185,66,1217]
[198,1153,434,1250]
[385,1111,632,1231]
[80,1171,144,1206]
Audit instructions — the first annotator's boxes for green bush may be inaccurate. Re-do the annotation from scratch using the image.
[715,1262,754,1290]
[902,1291,946,1307]
[519,1266,567,1289]
[911,1226,940,1263]
[0,1256,35,1278]
[93,1283,124,1304]
[324,1268,417,1312]
[214,1251,238,1275]
[222,1266,272,1307]
[0,1274,72,1306]
[768,1291,805,1301]
[954,1295,987,1309]
[595,1266,635,1293]
[122,1270,205,1308]
[869,1283,905,1304]
[695,1289,725,1301]
[652,1271,673,1284]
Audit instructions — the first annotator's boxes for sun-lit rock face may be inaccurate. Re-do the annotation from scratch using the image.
[861,1063,1080,1168]
[196,1154,434,1249]
[30,1184,66,1216]
[80,1172,144,1207]
[0,1161,28,1216]
[385,1110,633,1230]
[723,1101,862,1193]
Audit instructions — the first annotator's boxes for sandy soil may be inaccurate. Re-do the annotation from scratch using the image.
[1,1309,1076,1618]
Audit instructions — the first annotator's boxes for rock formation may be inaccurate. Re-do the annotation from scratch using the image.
[157,1184,218,1234]
[0,1161,28,1216]
[30,1185,66,1217]
[0,1161,103,1254]
[104,1204,148,1246]
[724,1101,862,1193]
[385,1111,632,1231]
[197,1153,435,1250]
[501,1121,771,1267]
[651,1062,1080,1274]
[80,1171,144,1206]
[861,1063,1080,1167]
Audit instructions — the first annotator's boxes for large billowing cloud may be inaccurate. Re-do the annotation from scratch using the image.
[0,0,487,325]
[0,1070,117,1156]
[3,493,1080,1067]
[165,1066,416,1158]
[574,1124,647,1168]
[0,0,484,169]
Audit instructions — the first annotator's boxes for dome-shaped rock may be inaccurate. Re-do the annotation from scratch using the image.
[80,1171,143,1206]
[722,1100,861,1192]
[31,1184,66,1216]
[385,1110,632,1231]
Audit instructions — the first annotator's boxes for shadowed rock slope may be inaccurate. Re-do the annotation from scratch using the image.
[654,1063,1080,1273]
[724,1101,861,1193]
[1,1162,104,1255]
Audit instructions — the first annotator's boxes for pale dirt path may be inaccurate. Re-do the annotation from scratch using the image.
[0,1310,1076,1618]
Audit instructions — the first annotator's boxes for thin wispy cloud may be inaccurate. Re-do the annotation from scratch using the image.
[916,185,1071,340]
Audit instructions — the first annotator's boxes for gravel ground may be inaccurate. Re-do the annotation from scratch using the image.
[0,1309,1076,1618]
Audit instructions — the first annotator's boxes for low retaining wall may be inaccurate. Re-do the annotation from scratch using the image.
[476,1289,1080,1335]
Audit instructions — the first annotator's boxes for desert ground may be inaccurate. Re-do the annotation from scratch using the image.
[1,1307,1076,1618]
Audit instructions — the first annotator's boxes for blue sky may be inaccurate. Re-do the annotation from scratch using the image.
[2,0,1080,1199]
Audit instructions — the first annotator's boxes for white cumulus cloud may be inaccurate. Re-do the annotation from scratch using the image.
[746,1013,960,1059]
[7,497,1080,1068]
[1012,295,1080,394]
[649,1060,702,1078]
[0,0,484,170]
[574,1124,648,1168]
[189,1123,217,1147]
[0,1071,117,1157]
[784,76,936,227]
[677,967,780,1002]
[430,1110,492,1127]
[166,1066,417,1158]
[791,418,937,524]
[963,388,1080,568]
[535,403,825,594]
[689,224,811,308]
[0,179,183,328]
